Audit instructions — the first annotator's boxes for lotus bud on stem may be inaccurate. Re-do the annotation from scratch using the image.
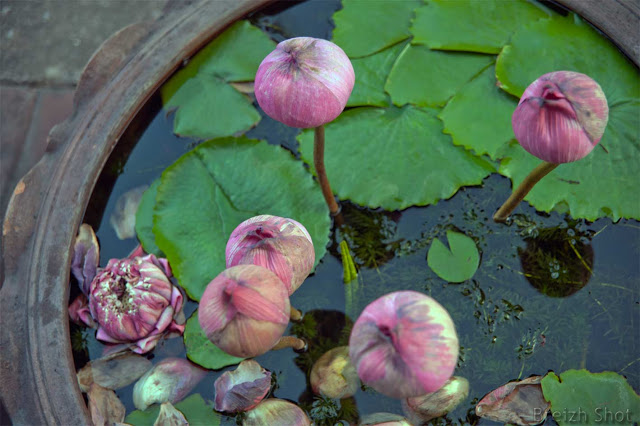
[271,336,308,353]
[494,71,608,223]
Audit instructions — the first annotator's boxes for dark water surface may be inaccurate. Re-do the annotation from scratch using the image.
[76,1,640,424]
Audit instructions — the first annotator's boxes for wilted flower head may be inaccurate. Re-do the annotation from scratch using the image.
[512,71,608,164]
[349,291,459,399]
[198,264,290,358]
[310,346,359,399]
[132,358,208,411]
[214,359,272,413]
[244,398,311,426]
[89,254,185,354]
[226,215,314,295]
[402,376,469,423]
[255,37,355,129]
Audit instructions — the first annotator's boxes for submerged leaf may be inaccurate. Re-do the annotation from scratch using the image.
[475,376,549,425]
[427,230,480,283]
[541,370,640,425]
[298,106,494,211]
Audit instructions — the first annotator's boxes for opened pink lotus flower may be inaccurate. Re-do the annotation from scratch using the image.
[198,265,291,358]
[226,215,314,295]
[349,291,459,399]
[132,358,208,411]
[513,71,608,164]
[494,71,609,222]
[214,359,271,413]
[255,37,354,215]
[244,398,311,426]
[255,37,354,129]
[89,253,185,354]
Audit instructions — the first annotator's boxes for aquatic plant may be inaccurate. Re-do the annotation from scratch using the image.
[349,291,459,398]
[226,215,315,296]
[198,265,304,358]
[214,360,271,413]
[494,71,609,222]
[255,37,355,215]
[132,358,208,411]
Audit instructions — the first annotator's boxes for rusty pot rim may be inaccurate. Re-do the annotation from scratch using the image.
[1,1,638,424]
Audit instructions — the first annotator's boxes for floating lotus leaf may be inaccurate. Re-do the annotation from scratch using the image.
[386,43,494,107]
[410,0,550,53]
[183,312,244,370]
[427,230,480,283]
[298,106,494,211]
[332,0,421,58]
[153,136,330,300]
[135,179,163,256]
[125,394,221,426]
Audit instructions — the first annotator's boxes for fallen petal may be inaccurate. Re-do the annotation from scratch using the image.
[359,412,412,426]
[214,359,271,413]
[71,224,100,296]
[87,383,126,426]
[77,352,153,392]
[109,185,148,240]
[244,398,311,426]
[154,402,189,426]
[475,376,549,425]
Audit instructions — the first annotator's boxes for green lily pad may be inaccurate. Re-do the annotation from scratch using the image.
[427,230,479,282]
[135,179,163,256]
[184,311,244,369]
[411,0,550,53]
[298,106,495,211]
[332,0,421,58]
[495,13,640,221]
[153,136,331,300]
[438,65,519,159]
[347,42,406,108]
[125,393,221,426]
[161,20,275,140]
[385,43,494,107]
[541,370,640,425]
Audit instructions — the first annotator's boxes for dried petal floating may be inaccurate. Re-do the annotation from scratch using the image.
[475,376,550,425]
[214,359,272,413]
[243,398,311,426]
[77,351,152,392]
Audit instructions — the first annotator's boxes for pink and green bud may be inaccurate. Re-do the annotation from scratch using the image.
[255,37,355,129]
[244,398,311,426]
[512,71,608,164]
[214,359,271,413]
[310,346,359,399]
[198,265,291,358]
[132,357,208,411]
[226,215,314,295]
[349,291,459,399]
[402,376,469,423]
[71,223,100,296]
[89,254,185,354]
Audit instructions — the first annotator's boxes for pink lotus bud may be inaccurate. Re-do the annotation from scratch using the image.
[402,376,469,423]
[132,357,208,411]
[244,398,311,426]
[89,254,185,354]
[512,71,608,164]
[310,346,359,399]
[71,224,100,296]
[198,264,291,358]
[255,37,355,129]
[226,215,314,295]
[214,359,271,413]
[349,291,459,399]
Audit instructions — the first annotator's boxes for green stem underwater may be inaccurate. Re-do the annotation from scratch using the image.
[314,125,340,216]
[493,161,559,223]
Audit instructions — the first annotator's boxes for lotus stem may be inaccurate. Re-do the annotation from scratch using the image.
[271,336,308,352]
[290,306,303,322]
[493,161,559,223]
[314,125,340,216]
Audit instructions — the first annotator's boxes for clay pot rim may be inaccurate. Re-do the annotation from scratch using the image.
[1,1,637,424]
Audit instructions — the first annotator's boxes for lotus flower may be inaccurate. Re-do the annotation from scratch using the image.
[214,359,271,413]
[244,398,311,426]
[198,265,291,358]
[494,71,609,222]
[89,253,185,354]
[349,291,459,399]
[255,37,355,215]
[402,376,469,423]
[132,358,208,411]
[226,215,314,296]
[513,71,608,164]
[310,346,359,399]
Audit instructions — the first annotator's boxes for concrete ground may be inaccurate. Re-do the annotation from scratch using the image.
[0,0,168,228]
